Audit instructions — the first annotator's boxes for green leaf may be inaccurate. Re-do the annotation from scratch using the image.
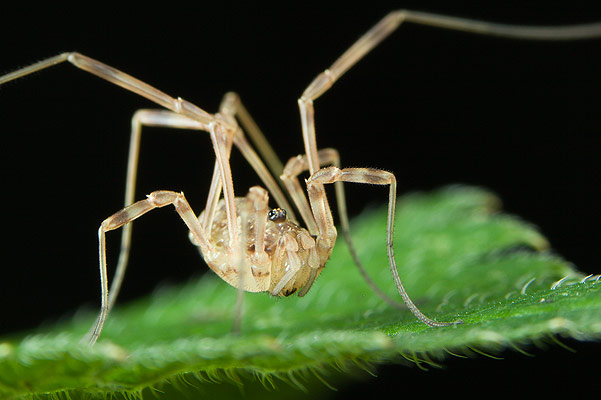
[1,185,599,399]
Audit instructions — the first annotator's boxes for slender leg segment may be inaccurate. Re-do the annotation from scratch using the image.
[0,53,246,324]
[297,10,601,327]
[108,110,208,313]
[306,167,460,326]
[283,151,406,308]
[220,92,285,182]
[281,148,342,235]
[218,93,297,222]
[88,190,211,344]
[0,52,311,343]
[107,106,296,317]
[0,52,216,124]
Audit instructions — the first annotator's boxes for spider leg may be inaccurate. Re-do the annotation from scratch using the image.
[301,10,601,110]
[0,53,251,343]
[281,148,342,235]
[86,190,212,345]
[107,110,211,314]
[307,167,460,327]
[282,151,406,309]
[217,93,297,223]
[99,110,237,330]
[0,52,215,124]
[220,92,285,184]
[270,233,303,296]
[298,10,601,199]
[0,52,244,308]
[232,186,271,333]
[291,10,601,328]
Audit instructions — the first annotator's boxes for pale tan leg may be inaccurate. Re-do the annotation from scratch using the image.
[108,110,240,320]
[282,150,405,308]
[297,9,601,236]
[107,110,211,313]
[201,139,234,238]
[247,187,270,271]
[117,107,274,336]
[231,186,271,333]
[301,11,601,109]
[207,102,248,334]
[87,190,213,344]
[0,52,245,305]
[280,149,343,235]
[307,166,461,327]
[0,52,216,124]
[220,92,285,181]
[292,9,601,327]
[217,93,297,223]
[0,53,250,343]
[97,116,240,343]
[208,122,240,250]
[232,192,248,335]
[270,233,303,296]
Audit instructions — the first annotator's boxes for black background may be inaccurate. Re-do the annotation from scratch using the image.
[0,1,599,397]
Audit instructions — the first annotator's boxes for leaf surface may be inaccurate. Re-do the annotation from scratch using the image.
[1,186,599,399]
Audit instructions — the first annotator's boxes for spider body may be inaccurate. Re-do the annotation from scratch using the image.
[201,192,329,297]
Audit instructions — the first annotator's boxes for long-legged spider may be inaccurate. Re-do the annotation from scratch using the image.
[2,10,600,345]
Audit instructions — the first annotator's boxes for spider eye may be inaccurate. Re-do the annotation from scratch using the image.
[268,208,287,222]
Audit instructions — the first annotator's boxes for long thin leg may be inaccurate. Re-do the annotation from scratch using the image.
[301,10,601,106]
[108,110,209,313]
[307,167,461,327]
[0,52,243,252]
[209,122,240,254]
[282,150,405,309]
[296,10,601,327]
[1,51,299,341]
[270,233,304,296]
[0,51,243,259]
[87,190,212,344]
[298,10,601,220]
[281,149,342,235]
[220,92,285,183]
[109,108,289,314]
[232,186,271,333]
[0,54,252,341]
[297,10,601,202]
[199,156,230,237]
[218,93,298,223]
[0,52,216,126]
[214,94,291,335]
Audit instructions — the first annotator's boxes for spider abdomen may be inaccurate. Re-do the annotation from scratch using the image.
[199,192,327,297]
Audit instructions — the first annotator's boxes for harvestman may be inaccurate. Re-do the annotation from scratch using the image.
[2,11,600,345]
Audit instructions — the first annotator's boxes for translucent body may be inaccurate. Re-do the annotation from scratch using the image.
[201,195,328,297]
